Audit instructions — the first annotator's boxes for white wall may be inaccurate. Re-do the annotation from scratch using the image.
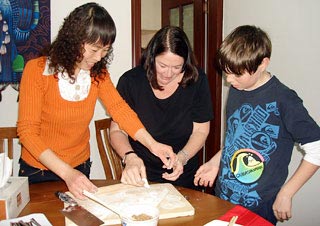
[223,1,320,226]
[0,0,132,179]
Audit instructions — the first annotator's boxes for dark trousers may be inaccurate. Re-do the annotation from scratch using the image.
[251,196,277,225]
[19,158,91,184]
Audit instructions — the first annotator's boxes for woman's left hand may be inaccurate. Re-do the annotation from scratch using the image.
[162,155,184,181]
[149,142,177,169]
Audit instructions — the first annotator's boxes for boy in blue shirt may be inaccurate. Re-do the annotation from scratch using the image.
[194,25,320,225]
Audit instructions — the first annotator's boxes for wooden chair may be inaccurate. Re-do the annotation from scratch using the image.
[94,118,123,180]
[0,127,18,160]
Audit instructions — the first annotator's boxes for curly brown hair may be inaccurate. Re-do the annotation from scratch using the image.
[42,2,116,82]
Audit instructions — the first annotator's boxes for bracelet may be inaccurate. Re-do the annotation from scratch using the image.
[178,150,189,166]
[121,151,135,167]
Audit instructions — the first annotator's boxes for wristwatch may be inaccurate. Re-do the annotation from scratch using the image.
[121,151,135,167]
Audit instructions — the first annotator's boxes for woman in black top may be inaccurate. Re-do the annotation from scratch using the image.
[110,26,213,189]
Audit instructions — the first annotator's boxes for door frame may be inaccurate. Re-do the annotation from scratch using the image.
[131,0,223,162]
[131,0,142,66]
[205,0,223,161]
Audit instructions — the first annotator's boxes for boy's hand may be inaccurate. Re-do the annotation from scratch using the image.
[194,161,219,187]
[272,190,293,222]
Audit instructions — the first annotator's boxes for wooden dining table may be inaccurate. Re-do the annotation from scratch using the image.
[19,180,235,226]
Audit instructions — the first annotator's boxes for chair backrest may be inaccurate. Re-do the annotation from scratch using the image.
[94,118,123,180]
[0,127,18,160]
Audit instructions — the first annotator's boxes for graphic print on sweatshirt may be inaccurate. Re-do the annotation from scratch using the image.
[219,102,279,208]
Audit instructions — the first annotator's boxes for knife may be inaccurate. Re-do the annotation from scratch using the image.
[55,191,104,226]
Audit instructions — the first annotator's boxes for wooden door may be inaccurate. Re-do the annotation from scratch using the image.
[161,0,205,69]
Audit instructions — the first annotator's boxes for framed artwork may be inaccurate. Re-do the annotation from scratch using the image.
[0,0,51,100]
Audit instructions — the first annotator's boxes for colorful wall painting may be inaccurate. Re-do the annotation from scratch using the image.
[0,0,50,100]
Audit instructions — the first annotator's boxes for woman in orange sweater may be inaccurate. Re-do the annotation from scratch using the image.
[17,2,175,199]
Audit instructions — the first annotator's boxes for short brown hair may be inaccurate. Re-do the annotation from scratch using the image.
[217,25,272,75]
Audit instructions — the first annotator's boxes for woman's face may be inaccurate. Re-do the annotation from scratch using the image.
[155,51,184,86]
[76,42,110,71]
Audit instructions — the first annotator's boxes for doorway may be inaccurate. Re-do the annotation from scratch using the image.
[131,0,223,164]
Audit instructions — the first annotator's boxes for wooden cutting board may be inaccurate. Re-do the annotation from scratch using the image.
[65,183,194,225]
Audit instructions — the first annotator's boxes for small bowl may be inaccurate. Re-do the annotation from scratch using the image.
[121,204,159,226]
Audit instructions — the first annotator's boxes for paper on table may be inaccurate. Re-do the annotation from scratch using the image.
[204,219,243,226]
[142,178,150,188]
[0,153,12,188]
[0,213,52,226]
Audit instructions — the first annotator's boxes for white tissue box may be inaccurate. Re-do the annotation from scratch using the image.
[0,177,30,220]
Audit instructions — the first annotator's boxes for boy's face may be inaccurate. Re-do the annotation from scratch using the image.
[224,61,269,91]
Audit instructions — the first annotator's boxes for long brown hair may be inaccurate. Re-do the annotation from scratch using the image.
[141,26,198,90]
[42,2,116,82]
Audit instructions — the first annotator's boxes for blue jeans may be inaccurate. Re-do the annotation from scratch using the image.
[19,158,92,184]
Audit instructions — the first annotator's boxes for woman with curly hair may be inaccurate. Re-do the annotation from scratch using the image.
[17,2,175,199]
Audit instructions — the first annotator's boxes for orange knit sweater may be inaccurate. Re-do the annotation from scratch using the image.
[17,57,144,169]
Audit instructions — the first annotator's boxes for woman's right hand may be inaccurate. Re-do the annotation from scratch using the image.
[38,149,97,199]
[64,168,98,199]
[121,153,147,187]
